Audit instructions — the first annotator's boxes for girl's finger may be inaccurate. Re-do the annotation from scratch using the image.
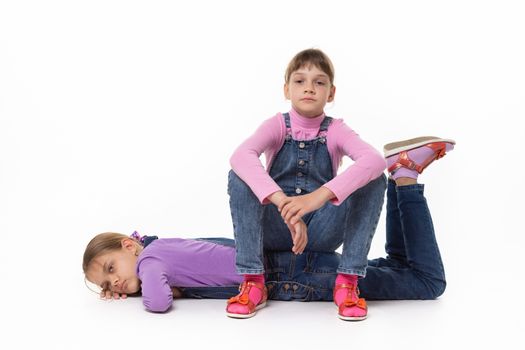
[284,207,299,223]
[281,206,289,220]
[290,210,305,225]
[298,230,306,253]
[293,225,303,251]
[278,198,292,212]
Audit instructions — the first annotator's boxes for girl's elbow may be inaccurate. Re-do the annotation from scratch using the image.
[229,154,237,169]
[230,152,243,170]
[374,154,387,174]
[364,155,387,180]
[143,297,172,313]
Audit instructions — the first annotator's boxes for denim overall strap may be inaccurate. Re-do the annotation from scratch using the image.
[142,236,158,248]
[318,114,332,133]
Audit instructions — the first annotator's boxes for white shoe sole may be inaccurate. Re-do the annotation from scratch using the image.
[226,301,267,319]
[338,313,368,321]
[384,136,455,158]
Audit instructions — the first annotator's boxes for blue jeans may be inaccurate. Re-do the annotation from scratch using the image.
[182,180,446,300]
[228,170,386,276]
[360,180,446,299]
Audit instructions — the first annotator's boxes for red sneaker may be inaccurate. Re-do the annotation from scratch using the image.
[334,283,368,321]
[384,136,455,177]
[226,281,267,319]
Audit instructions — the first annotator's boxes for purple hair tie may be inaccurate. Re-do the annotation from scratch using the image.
[130,231,146,245]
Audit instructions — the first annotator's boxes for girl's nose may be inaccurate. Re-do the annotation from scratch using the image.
[304,82,315,93]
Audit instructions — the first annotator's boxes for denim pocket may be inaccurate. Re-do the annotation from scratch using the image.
[266,281,312,301]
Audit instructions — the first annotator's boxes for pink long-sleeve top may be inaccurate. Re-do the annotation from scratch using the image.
[230,108,386,205]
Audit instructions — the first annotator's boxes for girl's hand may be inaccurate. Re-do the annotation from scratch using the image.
[171,287,183,299]
[100,289,128,300]
[287,219,308,254]
[279,187,335,225]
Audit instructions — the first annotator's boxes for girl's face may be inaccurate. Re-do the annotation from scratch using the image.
[85,239,142,295]
[284,65,335,118]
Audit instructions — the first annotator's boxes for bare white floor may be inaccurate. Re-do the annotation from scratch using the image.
[2,272,520,350]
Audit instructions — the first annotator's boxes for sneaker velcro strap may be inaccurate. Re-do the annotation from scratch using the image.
[227,281,267,310]
[388,142,449,175]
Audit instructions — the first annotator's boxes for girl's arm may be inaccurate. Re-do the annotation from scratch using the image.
[138,258,174,313]
[230,114,285,204]
[171,287,183,299]
[324,120,386,205]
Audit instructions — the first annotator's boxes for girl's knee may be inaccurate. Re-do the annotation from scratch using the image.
[430,279,447,299]
[420,278,447,300]
[368,173,387,195]
[228,170,249,194]
[228,170,262,207]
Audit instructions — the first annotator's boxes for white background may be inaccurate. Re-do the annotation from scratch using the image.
[1,1,524,349]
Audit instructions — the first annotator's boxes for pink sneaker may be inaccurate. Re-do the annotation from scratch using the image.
[226,281,267,319]
[384,136,455,179]
[334,282,368,321]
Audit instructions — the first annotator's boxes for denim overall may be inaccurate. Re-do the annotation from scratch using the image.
[181,181,446,301]
[228,113,387,277]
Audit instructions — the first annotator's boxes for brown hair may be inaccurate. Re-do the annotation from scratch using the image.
[82,232,131,273]
[285,48,335,85]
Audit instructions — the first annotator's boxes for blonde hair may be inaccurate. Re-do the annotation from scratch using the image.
[285,48,335,85]
[82,232,133,273]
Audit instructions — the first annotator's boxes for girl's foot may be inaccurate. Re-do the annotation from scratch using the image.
[384,136,455,180]
[334,274,367,321]
[226,276,267,319]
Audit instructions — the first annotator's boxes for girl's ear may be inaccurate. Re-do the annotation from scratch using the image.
[283,83,290,100]
[327,85,336,102]
[121,238,136,251]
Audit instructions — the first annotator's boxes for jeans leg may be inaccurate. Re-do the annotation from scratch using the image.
[228,170,265,274]
[262,204,295,251]
[357,183,446,299]
[180,286,240,299]
[397,184,446,295]
[306,173,387,276]
[385,179,407,260]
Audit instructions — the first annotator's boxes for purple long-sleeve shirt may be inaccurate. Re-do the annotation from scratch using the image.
[136,238,241,312]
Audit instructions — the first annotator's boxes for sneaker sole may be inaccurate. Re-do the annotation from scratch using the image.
[335,304,368,321]
[338,314,368,321]
[383,136,456,158]
[226,301,267,319]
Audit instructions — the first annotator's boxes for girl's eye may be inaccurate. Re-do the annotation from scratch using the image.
[294,80,303,84]
[316,81,326,86]
[108,265,114,273]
